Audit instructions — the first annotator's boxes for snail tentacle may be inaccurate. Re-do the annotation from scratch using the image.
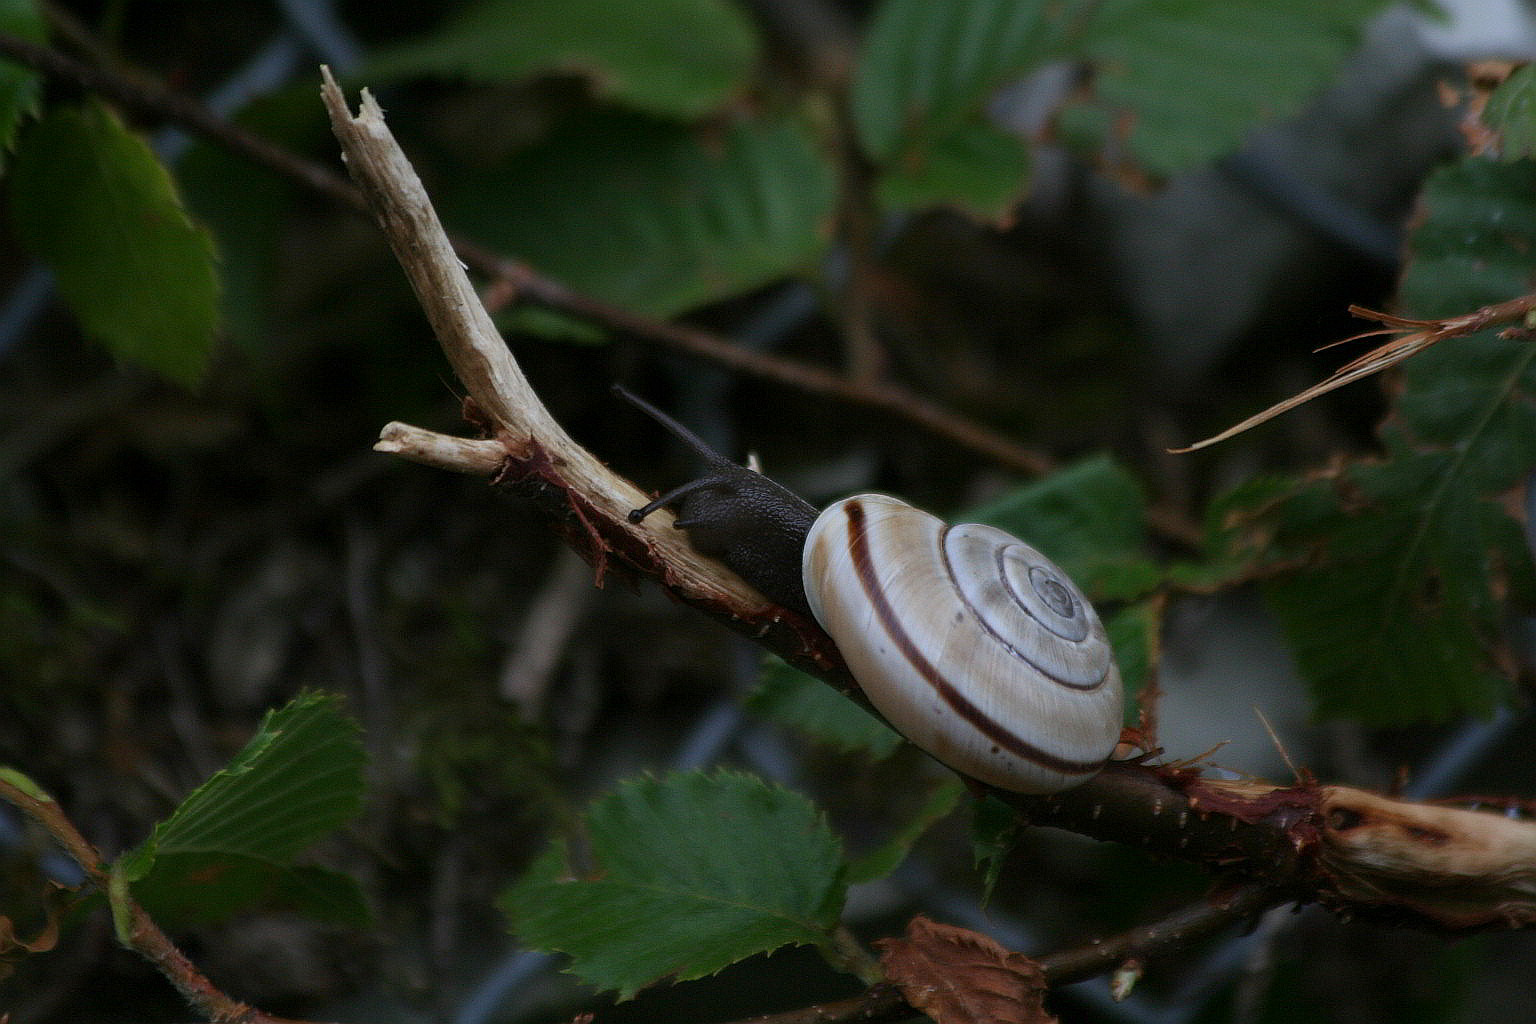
[617,386,817,614]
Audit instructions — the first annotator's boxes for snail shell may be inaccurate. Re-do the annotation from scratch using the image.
[613,386,1123,794]
[803,494,1123,794]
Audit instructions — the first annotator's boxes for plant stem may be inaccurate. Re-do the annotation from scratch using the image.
[0,772,324,1024]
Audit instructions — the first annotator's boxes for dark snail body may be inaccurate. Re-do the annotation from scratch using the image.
[617,387,817,616]
[617,387,1123,793]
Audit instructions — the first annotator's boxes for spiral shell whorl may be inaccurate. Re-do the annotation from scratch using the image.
[803,494,1123,794]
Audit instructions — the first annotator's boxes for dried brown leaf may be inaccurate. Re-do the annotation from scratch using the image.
[0,904,62,981]
[876,915,1058,1024]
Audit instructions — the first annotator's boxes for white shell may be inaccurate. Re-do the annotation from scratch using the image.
[802,494,1123,794]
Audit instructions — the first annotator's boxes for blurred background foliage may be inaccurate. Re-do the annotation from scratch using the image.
[3,1,1536,1022]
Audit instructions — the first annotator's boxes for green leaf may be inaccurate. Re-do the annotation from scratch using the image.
[1391,160,1536,621]
[1262,459,1519,724]
[1168,474,1301,590]
[1062,0,1391,177]
[748,656,903,760]
[126,855,369,929]
[1392,159,1536,533]
[873,122,1032,220]
[851,0,1390,210]
[0,0,45,156]
[1395,337,1536,497]
[445,111,834,336]
[178,87,314,351]
[1396,158,1536,321]
[119,693,366,923]
[1485,65,1536,162]
[844,778,963,884]
[851,0,1055,216]
[1215,157,1536,725]
[7,101,219,384]
[1234,448,1534,726]
[1251,370,1536,724]
[502,769,845,999]
[1105,599,1160,722]
[966,454,1159,601]
[970,791,1022,903]
[364,0,757,120]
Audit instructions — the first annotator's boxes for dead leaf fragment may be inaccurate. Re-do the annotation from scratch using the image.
[0,907,62,981]
[876,915,1058,1024]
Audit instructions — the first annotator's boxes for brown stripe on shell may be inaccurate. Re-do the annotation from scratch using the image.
[841,498,1106,778]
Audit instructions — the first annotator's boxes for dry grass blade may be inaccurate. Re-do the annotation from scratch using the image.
[1172,294,1536,453]
[1169,307,1443,453]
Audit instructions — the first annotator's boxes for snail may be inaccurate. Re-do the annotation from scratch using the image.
[618,388,1123,794]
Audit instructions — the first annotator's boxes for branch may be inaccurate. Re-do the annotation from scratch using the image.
[482,264,1056,474]
[373,421,506,476]
[319,70,849,694]
[827,90,887,383]
[1036,881,1275,986]
[1019,768,1536,931]
[321,69,1536,952]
